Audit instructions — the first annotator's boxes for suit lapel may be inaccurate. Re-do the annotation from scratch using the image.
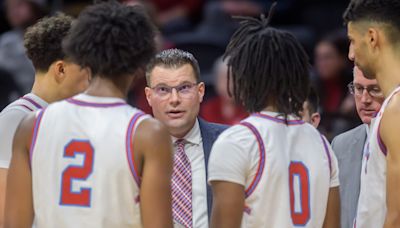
[198,118,214,219]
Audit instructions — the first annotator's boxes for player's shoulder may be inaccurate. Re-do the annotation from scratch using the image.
[215,119,258,145]
[1,99,33,115]
[383,92,400,116]
[133,116,170,145]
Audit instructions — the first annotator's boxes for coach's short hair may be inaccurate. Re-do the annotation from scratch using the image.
[24,13,72,72]
[343,0,400,45]
[145,49,201,85]
[63,2,156,78]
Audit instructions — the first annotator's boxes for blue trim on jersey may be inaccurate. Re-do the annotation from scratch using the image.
[377,122,387,156]
[29,109,45,167]
[21,96,43,109]
[319,134,332,175]
[252,113,305,125]
[66,98,127,108]
[126,112,145,187]
[59,139,94,208]
[239,121,266,198]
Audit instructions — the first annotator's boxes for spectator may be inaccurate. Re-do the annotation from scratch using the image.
[200,57,247,125]
[0,0,47,94]
[313,30,358,139]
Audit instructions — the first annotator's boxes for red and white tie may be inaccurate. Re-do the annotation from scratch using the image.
[172,139,192,228]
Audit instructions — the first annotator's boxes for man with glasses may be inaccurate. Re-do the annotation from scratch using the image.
[145,48,227,228]
[331,66,384,228]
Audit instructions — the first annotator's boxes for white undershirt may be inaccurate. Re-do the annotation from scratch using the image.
[172,119,208,228]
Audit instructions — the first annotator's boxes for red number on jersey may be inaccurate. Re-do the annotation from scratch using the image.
[60,140,94,207]
[289,162,310,225]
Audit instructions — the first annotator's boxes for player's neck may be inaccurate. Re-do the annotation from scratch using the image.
[31,72,60,103]
[85,76,132,99]
[261,105,278,113]
[375,55,400,97]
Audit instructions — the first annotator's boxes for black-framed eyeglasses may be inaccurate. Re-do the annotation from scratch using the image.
[347,82,383,98]
[150,82,199,99]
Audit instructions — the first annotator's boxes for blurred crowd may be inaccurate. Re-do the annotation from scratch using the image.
[0,0,360,140]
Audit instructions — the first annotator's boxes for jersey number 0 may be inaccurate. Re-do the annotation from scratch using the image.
[289,161,310,226]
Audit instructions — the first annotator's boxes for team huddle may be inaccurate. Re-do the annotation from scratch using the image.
[0,0,399,227]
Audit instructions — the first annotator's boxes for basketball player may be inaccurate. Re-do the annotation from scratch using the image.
[0,13,89,225]
[344,0,400,227]
[301,87,321,128]
[5,2,173,228]
[207,5,340,228]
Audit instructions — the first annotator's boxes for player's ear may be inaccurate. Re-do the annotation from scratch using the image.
[311,113,321,128]
[367,27,379,51]
[144,86,152,107]
[53,60,66,84]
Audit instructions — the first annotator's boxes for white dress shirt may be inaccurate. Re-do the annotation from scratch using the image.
[172,119,208,228]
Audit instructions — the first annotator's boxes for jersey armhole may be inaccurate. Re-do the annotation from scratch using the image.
[125,112,147,187]
[377,121,387,156]
[239,121,266,198]
[320,134,332,176]
[29,109,45,169]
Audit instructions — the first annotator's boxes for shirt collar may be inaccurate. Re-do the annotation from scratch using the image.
[172,118,201,145]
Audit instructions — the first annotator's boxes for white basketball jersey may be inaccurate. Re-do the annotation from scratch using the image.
[208,111,339,228]
[30,94,148,228]
[354,86,400,228]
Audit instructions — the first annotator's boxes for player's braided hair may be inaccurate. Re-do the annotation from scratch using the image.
[224,2,310,119]
[63,1,156,78]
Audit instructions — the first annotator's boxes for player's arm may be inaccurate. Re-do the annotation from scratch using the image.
[323,135,340,228]
[134,118,173,228]
[323,187,340,228]
[0,168,7,227]
[208,129,249,228]
[4,114,35,228]
[381,97,400,228]
[210,181,244,228]
[0,110,26,227]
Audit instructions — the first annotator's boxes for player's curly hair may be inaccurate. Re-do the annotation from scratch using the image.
[24,13,73,72]
[224,3,310,119]
[63,1,156,78]
[343,0,400,44]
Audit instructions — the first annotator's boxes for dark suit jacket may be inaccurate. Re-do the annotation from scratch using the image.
[331,124,367,228]
[198,118,228,218]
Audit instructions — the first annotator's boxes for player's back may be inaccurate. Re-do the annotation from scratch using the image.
[210,111,338,228]
[30,94,147,228]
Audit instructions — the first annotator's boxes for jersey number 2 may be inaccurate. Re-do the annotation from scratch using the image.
[289,162,310,226]
[60,140,94,207]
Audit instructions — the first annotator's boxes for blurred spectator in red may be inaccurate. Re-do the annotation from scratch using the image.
[314,31,352,113]
[200,57,248,125]
[313,30,359,139]
[0,0,47,94]
[147,0,204,36]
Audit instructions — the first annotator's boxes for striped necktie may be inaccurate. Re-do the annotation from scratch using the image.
[172,139,192,228]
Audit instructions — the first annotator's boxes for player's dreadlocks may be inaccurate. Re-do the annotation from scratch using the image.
[224,2,310,119]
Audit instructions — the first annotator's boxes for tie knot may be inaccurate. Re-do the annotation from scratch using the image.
[175,139,185,147]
